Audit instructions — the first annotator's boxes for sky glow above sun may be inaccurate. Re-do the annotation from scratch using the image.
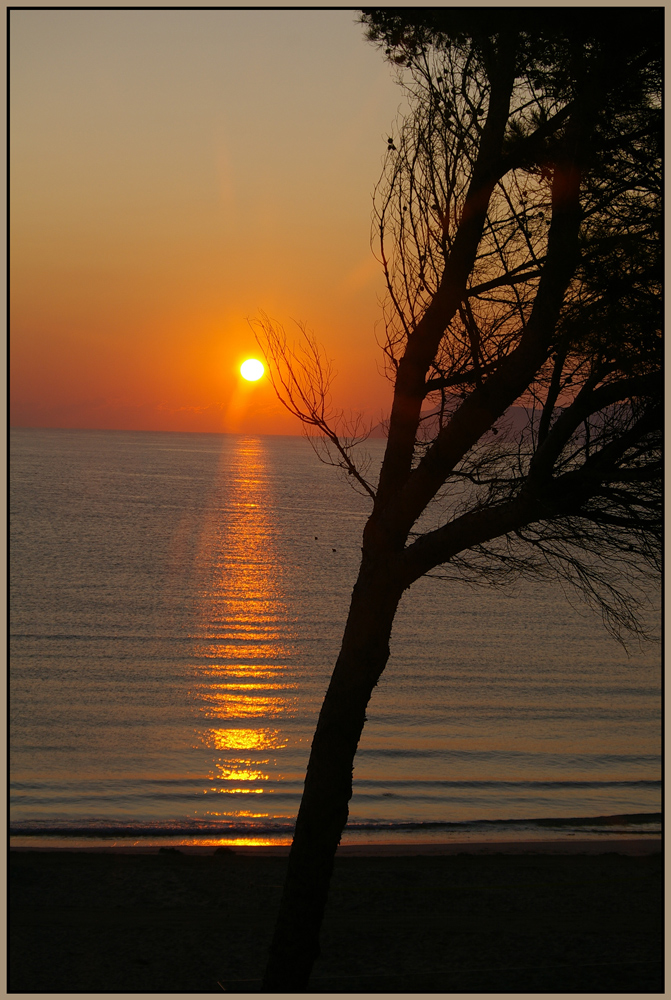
[240,359,264,382]
[10,10,402,434]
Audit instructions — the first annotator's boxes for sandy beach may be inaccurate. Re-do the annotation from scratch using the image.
[9,838,662,993]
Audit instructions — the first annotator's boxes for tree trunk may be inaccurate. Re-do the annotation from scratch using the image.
[262,555,404,991]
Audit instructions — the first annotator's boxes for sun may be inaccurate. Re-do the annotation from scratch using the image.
[240,358,264,381]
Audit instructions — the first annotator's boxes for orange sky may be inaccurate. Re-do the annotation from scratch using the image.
[10,9,403,434]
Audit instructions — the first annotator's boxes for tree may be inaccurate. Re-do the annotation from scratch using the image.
[258,9,662,990]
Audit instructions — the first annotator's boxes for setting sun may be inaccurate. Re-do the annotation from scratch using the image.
[240,358,265,381]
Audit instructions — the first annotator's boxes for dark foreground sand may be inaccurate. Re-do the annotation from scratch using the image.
[9,840,662,993]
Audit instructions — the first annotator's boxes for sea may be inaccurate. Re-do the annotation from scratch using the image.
[10,428,661,848]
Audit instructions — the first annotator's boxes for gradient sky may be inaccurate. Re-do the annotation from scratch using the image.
[10,9,404,434]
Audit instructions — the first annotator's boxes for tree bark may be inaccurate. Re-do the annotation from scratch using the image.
[262,554,404,991]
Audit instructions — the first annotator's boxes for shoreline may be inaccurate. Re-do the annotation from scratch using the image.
[10,835,661,855]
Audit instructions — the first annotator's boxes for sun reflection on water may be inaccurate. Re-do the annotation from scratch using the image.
[204,788,265,795]
[206,728,288,751]
[212,762,270,782]
[189,437,297,836]
[198,694,293,718]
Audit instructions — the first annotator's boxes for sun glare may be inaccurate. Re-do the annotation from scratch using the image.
[240,358,264,381]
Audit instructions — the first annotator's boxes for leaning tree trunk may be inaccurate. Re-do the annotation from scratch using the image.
[262,554,404,991]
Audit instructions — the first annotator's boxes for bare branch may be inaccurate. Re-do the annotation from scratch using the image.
[253,314,377,500]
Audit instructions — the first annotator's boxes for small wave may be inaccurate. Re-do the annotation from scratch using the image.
[353,779,660,789]
[9,811,661,838]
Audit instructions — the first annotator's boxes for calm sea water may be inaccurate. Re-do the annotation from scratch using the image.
[10,428,661,846]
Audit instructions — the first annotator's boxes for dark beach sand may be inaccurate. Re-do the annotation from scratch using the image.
[9,840,662,994]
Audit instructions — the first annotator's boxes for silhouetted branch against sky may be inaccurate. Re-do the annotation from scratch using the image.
[259,7,661,643]
[254,314,377,499]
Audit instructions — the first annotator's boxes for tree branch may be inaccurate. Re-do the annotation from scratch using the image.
[254,315,377,500]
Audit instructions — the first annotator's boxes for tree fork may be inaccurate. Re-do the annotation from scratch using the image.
[258,9,661,991]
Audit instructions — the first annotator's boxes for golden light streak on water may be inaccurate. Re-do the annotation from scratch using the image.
[204,788,265,794]
[191,440,296,689]
[187,437,298,833]
[212,763,271,781]
[195,664,286,680]
[203,682,297,691]
[199,696,293,718]
[206,728,288,751]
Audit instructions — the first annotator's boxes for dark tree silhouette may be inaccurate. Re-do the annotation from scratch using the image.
[258,9,661,990]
